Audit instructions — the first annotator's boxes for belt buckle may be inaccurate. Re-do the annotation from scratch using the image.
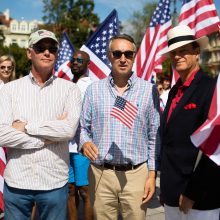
[113,165,116,171]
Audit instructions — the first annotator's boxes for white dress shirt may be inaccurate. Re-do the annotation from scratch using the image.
[68,76,92,153]
[0,73,81,190]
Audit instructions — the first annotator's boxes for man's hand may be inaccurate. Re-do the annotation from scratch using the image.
[142,171,156,204]
[57,112,68,120]
[12,120,27,132]
[179,194,194,214]
[82,142,98,161]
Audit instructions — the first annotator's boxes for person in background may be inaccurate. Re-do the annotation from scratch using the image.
[157,80,165,112]
[0,29,81,220]
[160,75,171,110]
[0,55,16,87]
[0,54,16,219]
[68,50,93,220]
[79,34,160,220]
[160,25,220,220]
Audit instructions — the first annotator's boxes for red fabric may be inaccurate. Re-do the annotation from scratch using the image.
[167,68,198,122]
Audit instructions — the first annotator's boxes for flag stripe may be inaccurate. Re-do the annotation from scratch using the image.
[191,74,220,165]
[81,9,119,81]
[54,32,75,80]
[133,0,172,82]
[110,96,138,129]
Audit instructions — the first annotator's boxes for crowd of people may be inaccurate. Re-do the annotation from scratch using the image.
[0,24,219,220]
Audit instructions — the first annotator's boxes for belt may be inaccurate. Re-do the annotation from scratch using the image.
[101,162,145,171]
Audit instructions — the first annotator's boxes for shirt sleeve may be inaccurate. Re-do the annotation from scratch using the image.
[78,86,93,151]
[25,84,82,142]
[147,85,161,171]
[0,86,44,149]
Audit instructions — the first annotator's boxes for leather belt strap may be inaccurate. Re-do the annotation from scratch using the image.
[101,162,146,171]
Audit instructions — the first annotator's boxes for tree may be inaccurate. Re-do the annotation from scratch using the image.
[42,0,99,48]
[128,2,157,47]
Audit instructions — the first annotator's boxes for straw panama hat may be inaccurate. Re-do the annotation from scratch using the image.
[162,25,209,57]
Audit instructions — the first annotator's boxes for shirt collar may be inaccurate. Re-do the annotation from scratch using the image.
[28,72,55,86]
[175,68,199,88]
[108,72,136,88]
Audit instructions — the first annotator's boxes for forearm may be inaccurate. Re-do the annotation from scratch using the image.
[25,119,79,142]
[0,125,44,149]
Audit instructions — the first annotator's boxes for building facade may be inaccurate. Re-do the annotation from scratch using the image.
[0,9,42,48]
[201,31,220,76]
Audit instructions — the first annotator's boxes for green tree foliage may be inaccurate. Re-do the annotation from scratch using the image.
[42,0,99,49]
[129,2,157,47]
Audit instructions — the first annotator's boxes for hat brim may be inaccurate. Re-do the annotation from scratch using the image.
[161,35,209,57]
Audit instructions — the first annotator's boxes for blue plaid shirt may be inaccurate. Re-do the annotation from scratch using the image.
[80,73,161,170]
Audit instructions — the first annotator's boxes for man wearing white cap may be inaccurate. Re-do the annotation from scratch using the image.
[0,29,81,219]
[160,25,220,220]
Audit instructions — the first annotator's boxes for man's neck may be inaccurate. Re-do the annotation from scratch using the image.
[112,73,132,96]
[179,66,199,83]
[31,69,52,87]
[73,73,87,83]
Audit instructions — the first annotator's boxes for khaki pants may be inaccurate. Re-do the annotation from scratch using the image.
[89,163,148,220]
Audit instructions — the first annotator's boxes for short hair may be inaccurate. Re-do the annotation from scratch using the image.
[191,41,200,50]
[107,34,137,52]
[0,55,16,81]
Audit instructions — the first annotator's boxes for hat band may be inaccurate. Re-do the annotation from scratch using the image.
[168,35,195,47]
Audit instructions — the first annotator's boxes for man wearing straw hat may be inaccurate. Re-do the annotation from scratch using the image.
[160,25,220,220]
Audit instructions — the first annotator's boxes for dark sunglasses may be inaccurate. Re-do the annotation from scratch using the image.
[71,57,84,64]
[0,65,13,71]
[32,45,58,54]
[111,50,135,59]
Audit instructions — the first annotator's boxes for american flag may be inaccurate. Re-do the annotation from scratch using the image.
[110,96,138,129]
[179,0,220,38]
[171,0,220,86]
[54,32,75,80]
[0,147,6,211]
[132,0,172,82]
[80,9,119,81]
[191,74,220,166]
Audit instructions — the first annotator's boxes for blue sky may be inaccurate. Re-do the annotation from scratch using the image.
[0,0,220,23]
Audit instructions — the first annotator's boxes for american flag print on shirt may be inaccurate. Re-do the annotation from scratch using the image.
[110,96,138,129]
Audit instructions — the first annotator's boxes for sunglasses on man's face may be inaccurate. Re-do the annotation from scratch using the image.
[71,57,84,64]
[111,50,135,59]
[0,65,13,71]
[32,45,58,54]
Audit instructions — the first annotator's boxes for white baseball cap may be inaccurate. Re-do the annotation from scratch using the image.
[28,29,59,47]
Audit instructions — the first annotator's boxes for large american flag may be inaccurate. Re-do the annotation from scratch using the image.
[54,32,75,80]
[171,0,220,86]
[191,74,220,166]
[179,0,220,38]
[80,9,119,81]
[132,0,172,82]
[110,96,138,129]
[0,147,6,211]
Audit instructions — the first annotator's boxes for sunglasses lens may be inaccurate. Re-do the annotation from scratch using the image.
[112,51,122,59]
[112,50,135,59]
[33,46,58,53]
[0,66,13,71]
[124,51,134,59]
[72,58,83,64]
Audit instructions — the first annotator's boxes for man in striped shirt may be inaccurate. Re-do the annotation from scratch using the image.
[0,29,81,220]
[80,34,161,220]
